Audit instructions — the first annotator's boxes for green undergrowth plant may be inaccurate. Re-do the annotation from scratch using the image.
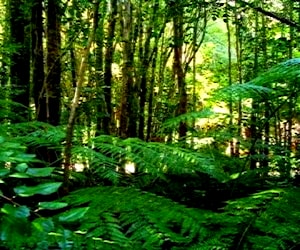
[70,134,230,188]
[52,186,300,249]
[0,135,65,249]
[1,123,300,249]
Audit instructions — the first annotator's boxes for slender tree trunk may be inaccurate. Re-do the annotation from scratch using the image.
[235,3,242,157]
[0,6,9,94]
[138,29,151,140]
[119,0,137,138]
[32,0,45,117]
[172,0,187,140]
[146,48,158,141]
[226,0,234,156]
[44,0,61,125]
[10,0,30,122]
[95,1,105,135]
[63,0,100,194]
[261,3,269,170]
[250,9,259,170]
[138,0,159,140]
[102,0,117,135]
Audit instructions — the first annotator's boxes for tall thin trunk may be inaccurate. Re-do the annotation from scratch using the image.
[63,0,100,194]
[226,0,234,156]
[101,0,117,135]
[44,0,61,125]
[10,0,30,122]
[284,0,295,177]
[0,3,9,92]
[235,0,242,157]
[119,0,136,138]
[172,0,187,140]
[261,1,269,170]
[250,9,259,169]
[146,48,158,141]
[138,0,159,140]
[33,0,61,165]
[95,1,105,134]
[32,0,45,117]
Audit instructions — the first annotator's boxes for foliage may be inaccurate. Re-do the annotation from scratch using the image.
[2,0,300,247]
[1,120,300,249]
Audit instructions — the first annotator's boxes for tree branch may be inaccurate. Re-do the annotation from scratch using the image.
[238,0,300,30]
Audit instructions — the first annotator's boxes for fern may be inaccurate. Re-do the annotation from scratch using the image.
[84,135,229,185]
[214,58,300,103]
[61,186,210,248]
[249,58,300,86]
[5,121,65,148]
[159,108,216,132]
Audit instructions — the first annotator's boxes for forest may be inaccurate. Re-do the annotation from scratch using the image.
[1,0,300,249]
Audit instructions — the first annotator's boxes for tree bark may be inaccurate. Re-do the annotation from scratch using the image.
[102,0,117,135]
[119,0,137,138]
[32,0,45,118]
[63,0,100,194]
[44,0,61,125]
[10,0,30,122]
[172,0,187,140]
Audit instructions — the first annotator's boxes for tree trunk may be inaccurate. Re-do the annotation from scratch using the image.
[44,0,61,125]
[32,0,45,117]
[10,0,30,122]
[102,0,117,135]
[63,0,100,194]
[119,0,137,138]
[95,1,105,135]
[172,0,187,140]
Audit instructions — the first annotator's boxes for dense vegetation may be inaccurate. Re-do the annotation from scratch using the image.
[1,0,300,249]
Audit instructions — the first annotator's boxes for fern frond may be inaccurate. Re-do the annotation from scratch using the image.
[249,58,300,86]
[214,58,300,102]
[214,83,272,102]
[61,186,209,248]
[4,122,65,149]
[159,108,216,132]
[90,135,229,183]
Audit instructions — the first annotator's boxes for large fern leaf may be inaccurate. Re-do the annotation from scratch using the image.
[61,186,211,248]
[89,135,229,183]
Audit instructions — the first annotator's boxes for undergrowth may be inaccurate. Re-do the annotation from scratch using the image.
[1,59,300,248]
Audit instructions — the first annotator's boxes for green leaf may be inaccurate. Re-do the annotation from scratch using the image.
[0,136,5,143]
[0,169,10,177]
[38,201,68,210]
[1,204,30,218]
[14,182,62,197]
[9,173,30,178]
[26,167,54,177]
[32,218,55,233]
[59,207,89,222]
[15,163,28,172]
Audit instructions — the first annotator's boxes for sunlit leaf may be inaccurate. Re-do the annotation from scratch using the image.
[32,218,55,232]
[26,167,54,177]
[1,204,30,218]
[38,201,68,210]
[9,173,30,178]
[15,163,28,172]
[59,207,89,222]
[14,182,62,197]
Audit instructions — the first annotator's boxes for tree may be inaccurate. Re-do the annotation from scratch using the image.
[119,0,137,138]
[44,0,61,125]
[32,0,44,120]
[9,0,30,122]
